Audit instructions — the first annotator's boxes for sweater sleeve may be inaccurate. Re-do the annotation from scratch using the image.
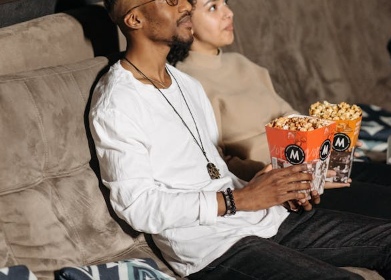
[192,78,258,184]
[209,96,266,182]
[260,67,299,117]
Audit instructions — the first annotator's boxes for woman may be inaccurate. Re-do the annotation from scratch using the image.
[168,0,298,182]
[167,0,391,219]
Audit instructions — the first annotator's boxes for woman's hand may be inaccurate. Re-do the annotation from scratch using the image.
[324,170,351,189]
[324,140,362,189]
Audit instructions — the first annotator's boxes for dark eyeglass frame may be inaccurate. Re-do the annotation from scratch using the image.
[124,0,179,17]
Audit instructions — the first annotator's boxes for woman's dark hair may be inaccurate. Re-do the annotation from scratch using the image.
[167,0,197,66]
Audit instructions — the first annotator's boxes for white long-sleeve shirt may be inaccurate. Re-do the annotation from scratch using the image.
[89,61,290,277]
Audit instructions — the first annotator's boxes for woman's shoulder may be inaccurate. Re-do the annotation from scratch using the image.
[222,51,247,61]
[167,64,203,86]
[223,52,270,75]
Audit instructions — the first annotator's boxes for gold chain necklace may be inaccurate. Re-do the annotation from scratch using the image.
[123,57,221,180]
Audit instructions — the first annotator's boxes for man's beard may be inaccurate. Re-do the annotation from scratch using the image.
[166,35,193,66]
[169,34,194,49]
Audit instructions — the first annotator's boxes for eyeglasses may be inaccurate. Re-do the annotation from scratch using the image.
[124,0,179,16]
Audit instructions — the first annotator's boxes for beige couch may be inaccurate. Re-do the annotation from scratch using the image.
[225,0,391,114]
[0,5,181,280]
[0,1,389,279]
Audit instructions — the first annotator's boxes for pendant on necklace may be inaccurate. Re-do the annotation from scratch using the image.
[207,162,221,179]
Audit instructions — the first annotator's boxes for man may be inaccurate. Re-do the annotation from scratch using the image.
[90,0,391,279]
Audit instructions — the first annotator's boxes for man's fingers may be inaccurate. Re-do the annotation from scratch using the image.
[284,190,320,213]
[278,172,314,186]
[274,163,313,177]
[286,182,312,192]
[310,190,321,205]
[284,190,308,202]
[300,200,313,211]
[285,200,300,212]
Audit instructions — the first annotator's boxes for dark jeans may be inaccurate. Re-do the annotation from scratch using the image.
[320,162,391,219]
[189,208,391,280]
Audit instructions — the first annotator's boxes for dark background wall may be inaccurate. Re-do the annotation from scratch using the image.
[0,0,102,28]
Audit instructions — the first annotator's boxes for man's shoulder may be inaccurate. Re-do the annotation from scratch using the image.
[96,61,127,92]
[91,62,138,114]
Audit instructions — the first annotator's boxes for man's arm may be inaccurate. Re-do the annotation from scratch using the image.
[196,77,314,214]
[90,106,237,234]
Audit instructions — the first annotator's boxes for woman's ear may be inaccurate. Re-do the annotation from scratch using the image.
[124,12,142,30]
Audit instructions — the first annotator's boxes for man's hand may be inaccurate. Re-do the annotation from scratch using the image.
[297,190,321,211]
[284,189,321,212]
[233,164,313,212]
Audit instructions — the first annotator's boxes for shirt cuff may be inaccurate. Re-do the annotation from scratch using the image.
[199,191,217,225]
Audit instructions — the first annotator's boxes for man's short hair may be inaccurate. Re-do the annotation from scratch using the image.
[105,0,196,26]
[103,0,130,24]
[104,0,118,15]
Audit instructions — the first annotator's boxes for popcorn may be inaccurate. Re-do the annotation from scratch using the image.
[309,101,362,121]
[267,116,331,131]
[265,115,336,196]
[309,101,362,183]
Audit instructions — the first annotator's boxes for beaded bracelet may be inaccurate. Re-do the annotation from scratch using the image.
[221,188,236,216]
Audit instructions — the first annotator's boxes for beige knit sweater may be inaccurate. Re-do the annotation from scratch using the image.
[176,50,297,181]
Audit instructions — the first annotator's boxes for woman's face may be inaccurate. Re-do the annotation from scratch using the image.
[191,0,234,54]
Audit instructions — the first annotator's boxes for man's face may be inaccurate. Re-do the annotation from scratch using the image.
[141,0,194,47]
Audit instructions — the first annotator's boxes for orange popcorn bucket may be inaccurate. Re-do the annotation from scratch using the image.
[309,102,362,183]
[265,115,336,197]
[323,117,362,183]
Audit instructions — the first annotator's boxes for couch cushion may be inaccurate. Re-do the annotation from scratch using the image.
[0,4,120,76]
[0,13,92,76]
[0,265,37,280]
[56,258,175,280]
[0,57,179,280]
[0,57,106,193]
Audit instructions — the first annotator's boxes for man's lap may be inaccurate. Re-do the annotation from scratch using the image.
[320,162,391,219]
[189,209,391,280]
[189,235,364,280]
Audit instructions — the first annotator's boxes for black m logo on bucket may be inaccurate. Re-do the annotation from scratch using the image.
[319,139,331,161]
[285,145,305,165]
[332,133,351,152]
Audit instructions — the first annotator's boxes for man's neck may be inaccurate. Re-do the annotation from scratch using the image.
[123,43,170,82]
